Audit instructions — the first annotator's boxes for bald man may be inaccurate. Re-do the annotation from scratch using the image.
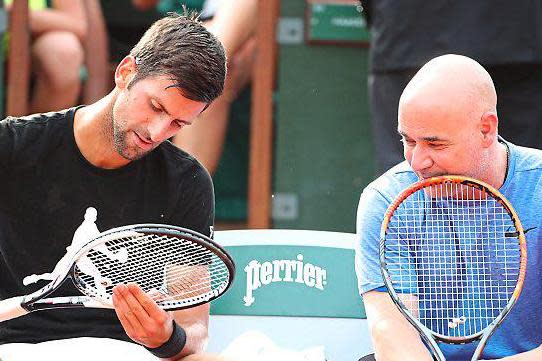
[355,54,542,360]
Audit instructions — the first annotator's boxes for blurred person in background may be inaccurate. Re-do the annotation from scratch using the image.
[6,0,87,113]
[360,0,542,174]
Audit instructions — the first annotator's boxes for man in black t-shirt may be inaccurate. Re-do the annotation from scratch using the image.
[0,12,226,360]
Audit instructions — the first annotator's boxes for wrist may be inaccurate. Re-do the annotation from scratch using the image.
[144,321,187,358]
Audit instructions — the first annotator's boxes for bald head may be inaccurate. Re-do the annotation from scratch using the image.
[399,54,497,124]
[397,54,506,186]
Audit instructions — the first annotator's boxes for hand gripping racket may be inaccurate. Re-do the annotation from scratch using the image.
[380,176,527,360]
[0,224,235,322]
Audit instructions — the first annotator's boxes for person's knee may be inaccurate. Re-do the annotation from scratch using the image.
[32,31,84,88]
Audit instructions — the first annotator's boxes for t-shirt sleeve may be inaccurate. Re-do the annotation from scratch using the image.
[0,118,15,172]
[354,185,390,295]
[173,164,215,239]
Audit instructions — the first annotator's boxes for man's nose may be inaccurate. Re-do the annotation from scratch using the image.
[410,145,433,171]
[147,117,171,143]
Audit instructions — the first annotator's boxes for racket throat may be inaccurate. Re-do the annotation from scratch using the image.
[25,296,112,311]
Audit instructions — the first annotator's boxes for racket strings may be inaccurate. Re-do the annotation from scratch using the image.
[384,181,521,338]
[88,235,228,287]
[74,232,230,308]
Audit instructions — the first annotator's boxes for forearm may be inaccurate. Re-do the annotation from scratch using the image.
[29,9,87,40]
[159,305,210,361]
[364,291,433,361]
[164,321,208,360]
[370,317,433,361]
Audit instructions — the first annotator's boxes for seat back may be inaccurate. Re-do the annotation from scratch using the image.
[212,229,365,318]
[208,229,373,361]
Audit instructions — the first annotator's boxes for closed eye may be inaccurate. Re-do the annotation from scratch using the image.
[428,143,448,149]
[173,120,188,128]
[150,99,163,113]
[401,138,416,146]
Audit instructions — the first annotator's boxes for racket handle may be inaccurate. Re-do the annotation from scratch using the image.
[0,296,28,322]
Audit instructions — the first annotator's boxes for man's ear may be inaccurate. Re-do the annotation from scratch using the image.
[480,111,498,148]
[114,55,137,89]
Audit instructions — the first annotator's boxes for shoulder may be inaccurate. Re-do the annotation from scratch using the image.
[362,161,418,203]
[357,161,417,225]
[154,140,213,190]
[0,108,73,138]
[504,143,542,195]
[2,108,74,125]
[154,143,215,235]
[509,143,542,174]
[0,109,75,164]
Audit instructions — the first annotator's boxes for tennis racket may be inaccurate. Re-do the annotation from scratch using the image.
[380,175,527,361]
[0,224,235,322]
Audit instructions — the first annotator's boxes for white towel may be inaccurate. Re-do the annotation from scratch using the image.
[220,330,326,361]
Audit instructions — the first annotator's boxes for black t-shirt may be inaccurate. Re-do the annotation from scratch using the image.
[0,108,214,344]
[367,0,542,72]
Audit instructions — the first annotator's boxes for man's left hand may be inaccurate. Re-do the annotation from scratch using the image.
[112,283,174,348]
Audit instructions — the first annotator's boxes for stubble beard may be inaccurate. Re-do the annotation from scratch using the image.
[109,111,146,161]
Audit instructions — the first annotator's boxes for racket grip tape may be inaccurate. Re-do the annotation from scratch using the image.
[0,296,29,322]
[144,321,187,358]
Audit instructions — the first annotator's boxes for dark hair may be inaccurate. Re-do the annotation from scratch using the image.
[129,12,226,103]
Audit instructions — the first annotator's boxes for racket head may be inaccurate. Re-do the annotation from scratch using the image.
[380,176,527,343]
[71,224,235,311]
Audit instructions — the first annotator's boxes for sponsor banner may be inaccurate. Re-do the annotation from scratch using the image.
[211,245,365,319]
